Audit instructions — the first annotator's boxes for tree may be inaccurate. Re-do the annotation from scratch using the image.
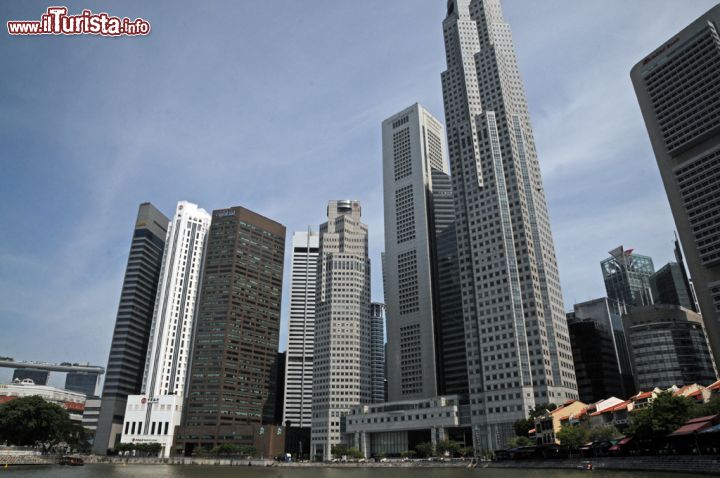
[436,440,460,456]
[331,443,349,458]
[694,396,720,417]
[513,418,534,437]
[0,396,78,447]
[347,447,363,459]
[556,424,590,450]
[211,444,241,455]
[589,425,621,442]
[400,450,416,459]
[506,436,532,448]
[415,442,434,458]
[458,446,475,458]
[628,392,695,442]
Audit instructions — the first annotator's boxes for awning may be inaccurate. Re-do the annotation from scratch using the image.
[669,416,717,436]
[700,423,720,434]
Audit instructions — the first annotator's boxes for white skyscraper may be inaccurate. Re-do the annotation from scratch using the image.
[311,200,371,462]
[382,103,452,401]
[441,0,577,450]
[120,200,211,457]
[283,229,320,429]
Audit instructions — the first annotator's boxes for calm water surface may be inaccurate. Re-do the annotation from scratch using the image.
[0,465,708,478]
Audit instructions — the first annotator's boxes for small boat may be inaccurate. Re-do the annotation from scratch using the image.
[576,461,593,471]
[60,456,84,466]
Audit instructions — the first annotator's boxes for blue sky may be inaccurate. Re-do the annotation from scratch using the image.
[1,0,717,385]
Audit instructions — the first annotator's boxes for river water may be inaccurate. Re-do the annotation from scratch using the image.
[0,465,706,478]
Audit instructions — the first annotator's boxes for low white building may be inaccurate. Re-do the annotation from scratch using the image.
[345,395,471,458]
[120,394,182,457]
[0,379,86,422]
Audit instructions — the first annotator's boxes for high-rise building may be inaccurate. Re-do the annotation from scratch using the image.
[283,230,320,429]
[65,372,100,397]
[441,0,577,450]
[120,201,211,457]
[370,302,386,404]
[267,351,286,426]
[311,200,371,461]
[175,205,286,456]
[567,298,634,402]
[602,246,655,308]
[383,104,456,401]
[623,304,718,391]
[631,4,720,366]
[12,368,49,386]
[651,262,697,311]
[93,202,168,455]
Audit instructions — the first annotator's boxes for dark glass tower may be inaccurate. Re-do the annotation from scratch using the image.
[177,206,285,454]
[93,202,169,454]
[430,169,467,396]
[602,246,655,308]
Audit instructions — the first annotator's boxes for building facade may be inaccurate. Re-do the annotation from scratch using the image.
[623,304,718,391]
[441,0,577,451]
[65,372,100,397]
[283,230,320,429]
[175,205,285,455]
[370,302,386,404]
[382,104,466,402]
[94,202,169,454]
[567,298,635,402]
[120,201,211,457]
[311,200,371,461]
[0,379,86,423]
[602,246,655,308]
[631,5,720,366]
[651,262,697,311]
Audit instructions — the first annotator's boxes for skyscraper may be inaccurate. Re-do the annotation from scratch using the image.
[623,304,718,391]
[370,302,386,404]
[93,202,169,454]
[382,104,466,401]
[311,200,371,461]
[601,246,655,308]
[651,262,697,311]
[283,230,320,429]
[441,0,577,450]
[382,103,447,401]
[567,298,634,402]
[120,201,211,457]
[631,5,720,365]
[175,206,286,456]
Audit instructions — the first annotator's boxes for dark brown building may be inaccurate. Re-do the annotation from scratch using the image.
[175,206,286,456]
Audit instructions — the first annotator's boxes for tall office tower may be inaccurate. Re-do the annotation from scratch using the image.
[623,305,718,390]
[370,302,386,404]
[651,262,697,311]
[283,230,320,429]
[120,201,211,457]
[631,5,720,365]
[93,203,168,455]
[567,298,634,402]
[175,206,285,455]
[431,169,468,396]
[382,104,445,400]
[602,246,655,308]
[311,200,371,462]
[441,0,577,450]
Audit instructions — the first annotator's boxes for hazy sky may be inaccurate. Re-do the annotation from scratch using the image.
[1,0,717,385]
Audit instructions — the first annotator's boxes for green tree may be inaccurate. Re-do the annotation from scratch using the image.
[436,440,460,456]
[513,418,534,437]
[400,450,417,459]
[589,425,621,442]
[628,392,694,442]
[347,447,363,459]
[415,442,434,458]
[331,443,349,458]
[458,446,475,458]
[0,396,78,447]
[506,436,532,448]
[694,396,720,417]
[211,444,241,455]
[556,424,590,450]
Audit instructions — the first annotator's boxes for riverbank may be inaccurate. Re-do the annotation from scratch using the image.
[485,455,720,476]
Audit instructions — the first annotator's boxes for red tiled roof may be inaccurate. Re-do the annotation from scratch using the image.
[633,391,653,400]
[708,380,720,391]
